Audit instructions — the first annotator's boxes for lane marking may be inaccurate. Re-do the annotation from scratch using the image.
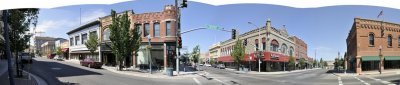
[193,78,202,85]
[338,77,343,85]
[366,76,396,85]
[354,76,370,85]
[214,78,230,85]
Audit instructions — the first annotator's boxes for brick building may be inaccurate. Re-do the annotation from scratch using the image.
[99,5,179,70]
[346,18,400,74]
[213,19,312,72]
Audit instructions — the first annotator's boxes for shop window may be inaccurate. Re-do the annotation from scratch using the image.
[369,33,374,46]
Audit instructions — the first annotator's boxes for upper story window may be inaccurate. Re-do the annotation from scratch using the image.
[82,33,87,44]
[103,28,110,41]
[134,24,142,37]
[70,38,74,46]
[398,36,400,47]
[154,22,160,37]
[388,34,392,47]
[75,36,80,45]
[90,31,97,37]
[289,47,294,56]
[281,44,287,54]
[262,38,266,50]
[369,33,374,46]
[255,39,259,50]
[270,39,279,52]
[166,21,172,36]
[144,23,150,37]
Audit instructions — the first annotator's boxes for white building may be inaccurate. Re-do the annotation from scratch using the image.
[67,20,101,62]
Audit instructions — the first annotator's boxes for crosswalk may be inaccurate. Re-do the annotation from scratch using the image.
[336,75,397,85]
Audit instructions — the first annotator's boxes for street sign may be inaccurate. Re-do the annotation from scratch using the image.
[205,25,222,30]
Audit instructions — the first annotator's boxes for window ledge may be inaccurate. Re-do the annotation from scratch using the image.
[369,45,375,47]
[388,46,392,48]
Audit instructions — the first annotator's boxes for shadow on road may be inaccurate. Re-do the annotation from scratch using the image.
[325,69,355,74]
[27,59,103,85]
[390,79,400,85]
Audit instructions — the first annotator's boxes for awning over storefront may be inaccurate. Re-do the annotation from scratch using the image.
[263,52,289,62]
[62,48,69,52]
[362,56,380,61]
[217,56,234,62]
[385,56,400,61]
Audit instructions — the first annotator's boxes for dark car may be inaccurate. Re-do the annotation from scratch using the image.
[80,58,103,69]
[47,54,56,59]
[212,64,218,68]
[19,52,32,64]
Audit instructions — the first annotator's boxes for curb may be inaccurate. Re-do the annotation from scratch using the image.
[22,70,48,85]
[102,66,198,79]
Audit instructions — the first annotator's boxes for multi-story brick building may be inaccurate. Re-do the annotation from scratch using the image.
[346,17,400,74]
[99,5,179,70]
[291,36,311,62]
[214,19,312,71]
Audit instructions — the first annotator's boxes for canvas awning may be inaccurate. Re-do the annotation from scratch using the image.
[385,56,400,61]
[362,56,380,61]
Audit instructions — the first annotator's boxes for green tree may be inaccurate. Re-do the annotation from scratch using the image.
[108,10,141,71]
[85,33,98,60]
[191,45,200,66]
[319,58,324,68]
[299,58,305,69]
[288,56,295,70]
[231,39,245,70]
[5,9,39,77]
[55,47,62,55]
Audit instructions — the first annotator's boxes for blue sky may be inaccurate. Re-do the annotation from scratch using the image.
[34,0,400,61]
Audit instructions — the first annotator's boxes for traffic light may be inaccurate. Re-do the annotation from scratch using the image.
[180,0,188,8]
[178,36,182,48]
[232,29,236,39]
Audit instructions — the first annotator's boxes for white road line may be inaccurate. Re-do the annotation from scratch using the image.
[193,78,202,85]
[354,76,370,85]
[338,77,343,85]
[214,78,230,85]
[366,76,396,85]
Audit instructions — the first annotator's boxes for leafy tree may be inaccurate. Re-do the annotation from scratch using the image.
[299,58,305,69]
[5,9,39,77]
[288,56,295,70]
[231,39,245,70]
[191,45,200,66]
[313,59,317,68]
[108,10,141,71]
[85,33,98,60]
[319,58,324,68]
[55,47,62,55]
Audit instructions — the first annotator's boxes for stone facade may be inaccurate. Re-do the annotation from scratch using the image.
[346,17,400,74]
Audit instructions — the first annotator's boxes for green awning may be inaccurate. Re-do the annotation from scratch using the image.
[385,56,400,61]
[362,56,380,61]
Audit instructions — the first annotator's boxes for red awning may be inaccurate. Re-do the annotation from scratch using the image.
[217,56,234,62]
[62,48,69,52]
[262,51,289,62]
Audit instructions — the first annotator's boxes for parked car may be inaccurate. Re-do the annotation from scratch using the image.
[212,64,218,68]
[19,52,32,64]
[80,58,103,69]
[217,64,225,69]
[47,54,56,59]
[205,64,212,67]
[53,55,64,61]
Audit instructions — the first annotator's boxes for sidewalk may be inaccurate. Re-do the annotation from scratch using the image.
[226,68,321,75]
[0,59,47,85]
[102,66,204,79]
[361,69,400,75]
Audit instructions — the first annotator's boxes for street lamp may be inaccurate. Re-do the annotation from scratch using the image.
[379,45,382,74]
[248,22,262,72]
[147,35,152,74]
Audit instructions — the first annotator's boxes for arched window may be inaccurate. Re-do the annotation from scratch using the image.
[270,39,279,52]
[398,36,400,47]
[369,33,374,46]
[289,46,294,56]
[388,34,392,47]
[281,44,287,54]
[262,38,266,50]
[103,28,110,41]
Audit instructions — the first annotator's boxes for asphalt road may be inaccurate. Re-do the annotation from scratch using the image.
[19,57,400,85]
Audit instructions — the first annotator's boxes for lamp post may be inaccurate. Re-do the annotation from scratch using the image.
[379,45,382,74]
[248,22,263,72]
[147,35,152,74]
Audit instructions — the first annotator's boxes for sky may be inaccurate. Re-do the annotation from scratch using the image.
[33,0,400,61]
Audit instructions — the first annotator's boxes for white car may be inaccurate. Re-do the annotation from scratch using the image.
[205,64,212,67]
[53,55,64,61]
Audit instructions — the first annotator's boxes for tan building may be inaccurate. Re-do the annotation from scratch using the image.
[346,17,400,74]
[215,19,312,71]
[208,42,221,64]
[41,41,55,57]
[99,5,179,70]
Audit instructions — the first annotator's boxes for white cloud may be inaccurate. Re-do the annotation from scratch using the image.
[35,20,74,34]
[81,9,107,24]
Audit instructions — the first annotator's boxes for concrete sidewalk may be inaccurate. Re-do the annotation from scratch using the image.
[361,69,400,75]
[0,59,47,85]
[226,68,321,74]
[102,66,204,79]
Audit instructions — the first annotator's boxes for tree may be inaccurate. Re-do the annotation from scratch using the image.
[319,58,324,68]
[55,47,62,55]
[313,59,317,68]
[191,45,200,66]
[231,39,245,70]
[108,10,141,71]
[5,9,39,77]
[85,33,98,60]
[299,58,305,69]
[288,56,295,71]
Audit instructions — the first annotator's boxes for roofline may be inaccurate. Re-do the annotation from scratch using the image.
[66,20,100,35]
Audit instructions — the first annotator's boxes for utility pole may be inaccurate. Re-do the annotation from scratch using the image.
[3,10,16,85]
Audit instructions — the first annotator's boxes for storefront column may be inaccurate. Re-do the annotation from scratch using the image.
[163,43,167,72]
[356,56,362,75]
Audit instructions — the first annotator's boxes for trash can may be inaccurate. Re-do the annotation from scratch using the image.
[166,67,173,76]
